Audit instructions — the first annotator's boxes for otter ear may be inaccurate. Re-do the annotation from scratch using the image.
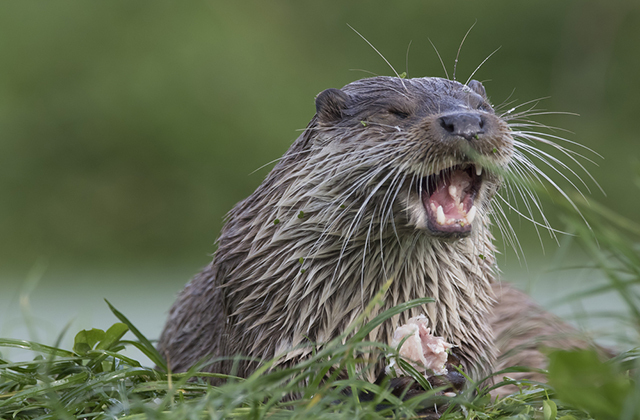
[315,88,351,122]
[468,80,487,99]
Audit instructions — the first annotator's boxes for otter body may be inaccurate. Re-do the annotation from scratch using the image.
[159,76,528,380]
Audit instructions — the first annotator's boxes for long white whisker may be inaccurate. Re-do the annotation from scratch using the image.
[496,96,551,116]
[348,24,406,91]
[514,140,596,196]
[454,21,476,82]
[507,159,555,231]
[514,129,603,160]
[491,196,525,261]
[465,46,501,86]
[429,38,450,80]
[495,193,569,236]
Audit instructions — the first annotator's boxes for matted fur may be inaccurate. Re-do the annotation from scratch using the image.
[158,76,580,383]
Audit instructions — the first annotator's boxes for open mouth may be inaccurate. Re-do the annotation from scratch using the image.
[422,164,483,236]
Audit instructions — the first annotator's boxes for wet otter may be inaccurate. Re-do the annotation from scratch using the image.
[158,76,569,383]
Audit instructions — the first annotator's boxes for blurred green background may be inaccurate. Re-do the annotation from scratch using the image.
[1,1,639,352]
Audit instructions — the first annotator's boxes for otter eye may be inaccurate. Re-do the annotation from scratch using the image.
[388,109,409,119]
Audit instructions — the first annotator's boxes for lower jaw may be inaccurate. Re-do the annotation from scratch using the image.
[422,200,478,238]
[425,220,473,238]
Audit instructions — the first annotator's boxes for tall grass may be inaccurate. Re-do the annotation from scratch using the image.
[1,191,640,419]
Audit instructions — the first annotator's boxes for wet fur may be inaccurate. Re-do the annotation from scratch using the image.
[158,76,591,384]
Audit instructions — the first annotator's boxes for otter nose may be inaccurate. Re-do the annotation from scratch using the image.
[439,113,484,141]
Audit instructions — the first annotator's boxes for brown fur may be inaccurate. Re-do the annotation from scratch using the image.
[158,76,588,384]
[489,284,611,394]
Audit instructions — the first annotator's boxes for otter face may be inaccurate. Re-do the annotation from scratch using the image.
[314,76,514,239]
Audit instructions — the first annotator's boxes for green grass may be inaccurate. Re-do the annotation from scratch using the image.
[0,304,566,420]
[2,192,640,419]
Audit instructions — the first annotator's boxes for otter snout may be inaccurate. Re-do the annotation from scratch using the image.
[438,112,485,142]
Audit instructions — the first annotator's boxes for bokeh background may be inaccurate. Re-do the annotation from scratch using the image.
[2,1,639,357]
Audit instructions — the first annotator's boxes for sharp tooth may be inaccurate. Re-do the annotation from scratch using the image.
[448,185,457,198]
[476,164,483,177]
[436,206,445,225]
[430,203,436,212]
[466,205,477,223]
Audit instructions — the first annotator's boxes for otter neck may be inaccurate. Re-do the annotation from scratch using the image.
[219,194,498,376]
[306,231,498,375]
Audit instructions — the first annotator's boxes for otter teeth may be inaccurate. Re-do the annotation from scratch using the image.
[467,205,477,223]
[436,205,445,225]
[434,204,477,226]
[475,164,483,177]
[448,185,457,199]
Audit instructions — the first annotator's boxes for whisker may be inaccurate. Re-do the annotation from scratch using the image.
[513,140,598,196]
[495,193,569,237]
[429,38,450,80]
[454,21,476,82]
[505,110,580,120]
[513,129,604,161]
[348,24,406,90]
[249,149,311,175]
[349,68,381,77]
[491,195,526,262]
[464,46,501,86]
[496,96,550,116]
[405,40,413,78]
[492,88,518,112]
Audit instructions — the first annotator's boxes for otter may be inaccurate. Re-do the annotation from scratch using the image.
[158,76,582,384]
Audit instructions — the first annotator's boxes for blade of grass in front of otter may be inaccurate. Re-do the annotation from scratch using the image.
[351,297,434,343]
[0,338,75,358]
[105,299,167,372]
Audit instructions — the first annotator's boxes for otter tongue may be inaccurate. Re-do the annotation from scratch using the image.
[428,170,472,221]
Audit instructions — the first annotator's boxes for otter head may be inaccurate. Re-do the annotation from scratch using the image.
[313,76,514,240]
